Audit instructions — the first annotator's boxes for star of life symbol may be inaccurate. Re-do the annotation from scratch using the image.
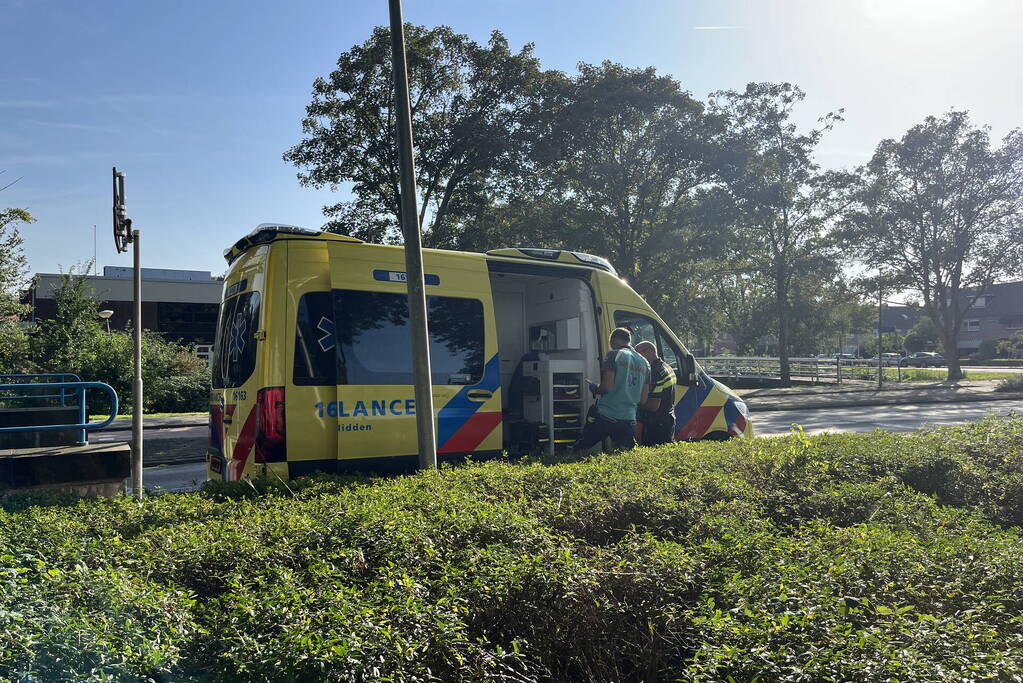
[316,316,336,352]
[228,313,247,361]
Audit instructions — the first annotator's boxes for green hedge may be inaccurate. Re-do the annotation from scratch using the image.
[960,358,1023,367]
[2,417,1023,681]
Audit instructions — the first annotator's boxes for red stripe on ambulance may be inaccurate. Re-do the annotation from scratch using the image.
[676,405,721,440]
[438,411,502,453]
[227,407,258,480]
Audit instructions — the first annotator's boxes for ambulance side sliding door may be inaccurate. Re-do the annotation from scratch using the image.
[328,246,501,464]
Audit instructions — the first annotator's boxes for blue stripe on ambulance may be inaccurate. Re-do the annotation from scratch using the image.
[436,354,501,448]
[672,370,715,426]
[722,397,740,431]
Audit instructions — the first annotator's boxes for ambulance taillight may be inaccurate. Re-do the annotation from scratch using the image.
[255,386,286,462]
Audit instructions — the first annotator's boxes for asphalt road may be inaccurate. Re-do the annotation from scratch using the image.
[138,398,1023,494]
[753,397,1023,437]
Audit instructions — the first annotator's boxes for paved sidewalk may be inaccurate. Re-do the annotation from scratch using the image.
[737,380,1023,412]
[104,414,206,430]
[94,380,1023,426]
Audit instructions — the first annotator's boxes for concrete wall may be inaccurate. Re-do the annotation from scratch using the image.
[31,272,222,304]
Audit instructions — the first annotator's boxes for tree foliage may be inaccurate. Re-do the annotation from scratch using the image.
[0,207,33,369]
[514,62,732,343]
[904,315,941,353]
[284,26,1015,362]
[524,63,721,279]
[27,264,209,411]
[843,111,1023,380]
[711,83,855,378]
[861,333,907,357]
[284,24,547,246]
[28,262,100,373]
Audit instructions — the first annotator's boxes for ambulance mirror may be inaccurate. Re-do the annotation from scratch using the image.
[682,352,698,387]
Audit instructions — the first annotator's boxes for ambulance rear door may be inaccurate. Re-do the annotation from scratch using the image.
[209,245,268,481]
[328,245,501,467]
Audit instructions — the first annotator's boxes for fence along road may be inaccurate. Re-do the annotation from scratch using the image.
[696,356,963,384]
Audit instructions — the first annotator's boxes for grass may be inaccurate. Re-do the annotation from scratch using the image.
[846,367,1019,383]
[2,416,1023,680]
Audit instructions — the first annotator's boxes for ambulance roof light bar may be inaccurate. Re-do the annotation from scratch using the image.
[486,247,617,275]
[224,224,369,264]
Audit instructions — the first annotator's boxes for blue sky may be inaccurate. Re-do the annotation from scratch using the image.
[3,0,1020,276]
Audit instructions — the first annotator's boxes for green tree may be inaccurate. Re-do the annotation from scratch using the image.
[715,271,774,355]
[29,264,209,411]
[975,339,999,362]
[994,331,1023,359]
[903,315,940,353]
[861,333,906,357]
[29,262,100,373]
[0,207,33,370]
[843,112,1023,380]
[711,83,854,383]
[284,24,546,246]
[524,63,721,279]
[508,62,729,341]
[790,270,874,356]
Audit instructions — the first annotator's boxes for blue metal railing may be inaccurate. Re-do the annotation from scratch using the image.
[0,373,83,406]
[0,381,118,445]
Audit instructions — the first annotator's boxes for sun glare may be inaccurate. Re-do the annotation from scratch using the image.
[863,0,977,25]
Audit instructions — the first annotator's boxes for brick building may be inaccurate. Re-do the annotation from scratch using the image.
[956,280,1023,353]
[876,280,1023,354]
[25,266,223,346]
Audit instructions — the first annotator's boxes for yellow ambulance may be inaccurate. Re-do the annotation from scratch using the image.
[206,225,752,481]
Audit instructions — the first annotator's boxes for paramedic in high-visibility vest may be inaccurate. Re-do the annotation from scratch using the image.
[574,327,650,451]
[634,341,677,445]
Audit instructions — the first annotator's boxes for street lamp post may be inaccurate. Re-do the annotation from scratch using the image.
[387,0,437,470]
[98,309,113,335]
[878,281,884,390]
[112,168,143,498]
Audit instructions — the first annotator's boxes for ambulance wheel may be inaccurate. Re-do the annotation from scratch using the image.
[700,431,732,442]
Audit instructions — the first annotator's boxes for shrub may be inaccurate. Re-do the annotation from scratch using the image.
[27,264,209,413]
[973,338,999,362]
[995,373,1023,393]
[1,417,1023,680]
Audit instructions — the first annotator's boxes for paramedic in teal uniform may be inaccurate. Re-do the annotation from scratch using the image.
[574,327,650,451]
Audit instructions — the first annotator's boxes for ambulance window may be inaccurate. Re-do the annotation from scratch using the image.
[616,314,657,347]
[334,290,484,386]
[614,310,683,373]
[294,291,338,386]
[212,291,261,389]
[660,342,680,373]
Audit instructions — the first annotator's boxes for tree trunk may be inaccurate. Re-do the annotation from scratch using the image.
[944,330,964,382]
[776,272,791,385]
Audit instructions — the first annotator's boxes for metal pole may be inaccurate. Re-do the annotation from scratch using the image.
[131,230,144,496]
[388,0,437,470]
[77,385,87,445]
[878,283,883,389]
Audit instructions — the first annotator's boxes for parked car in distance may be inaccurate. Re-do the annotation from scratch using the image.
[869,353,902,367]
[833,353,858,365]
[902,352,945,367]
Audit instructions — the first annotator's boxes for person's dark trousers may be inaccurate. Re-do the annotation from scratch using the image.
[639,413,676,446]
[574,408,637,451]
